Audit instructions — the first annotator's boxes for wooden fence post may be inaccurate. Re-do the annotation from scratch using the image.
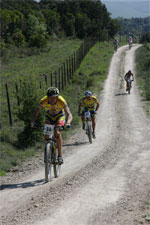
[5,83,12,126]
[69,56,72,79]
[72,55,74,75]
[39,81,42,89]
[44,75,47,86]
[74,52,76,72]
[55,71,57,87]
[58,68,61,91]
[66,58,69,82]
[15,82,20,106]
[61,65,64,90]
[63,63,66,86]
[50,73,53,86]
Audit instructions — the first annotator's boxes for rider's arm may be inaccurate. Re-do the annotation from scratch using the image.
[95,101,100,111]
[31,106,41,126]
[65,106,73,124]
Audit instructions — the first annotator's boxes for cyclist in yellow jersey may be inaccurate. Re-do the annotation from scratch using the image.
[78,90,99,138]
[31,87,72,164]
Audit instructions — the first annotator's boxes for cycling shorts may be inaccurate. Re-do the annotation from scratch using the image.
[45,114,65,126]
[82,108,96,119]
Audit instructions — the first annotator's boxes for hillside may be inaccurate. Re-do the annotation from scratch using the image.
[102,1,149,18]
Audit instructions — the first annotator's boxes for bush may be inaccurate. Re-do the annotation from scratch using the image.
[140,33,150,43]
[29,34,47,48]
[17,80,44,148]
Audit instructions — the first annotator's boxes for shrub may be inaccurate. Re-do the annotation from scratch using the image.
[17,80,44,148]
[140,33,150,43]
[29,34,47,48]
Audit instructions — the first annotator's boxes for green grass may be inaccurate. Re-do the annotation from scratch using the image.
[0,39,118,175]
[1,39,82,82]
[135,43,150,115]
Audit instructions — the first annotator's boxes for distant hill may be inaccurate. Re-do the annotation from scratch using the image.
[102,1,150,18]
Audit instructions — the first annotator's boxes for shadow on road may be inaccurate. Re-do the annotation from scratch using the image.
[63,141,88,147]
[115,93,128,96]
[0,178,45,190]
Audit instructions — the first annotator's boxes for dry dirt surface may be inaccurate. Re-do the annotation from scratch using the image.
[0,44,150,225]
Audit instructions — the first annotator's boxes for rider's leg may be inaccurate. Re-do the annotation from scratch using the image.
[126,81,128,90]
[44,120,51,140]
[55,117,65,163]
[91,118,96,138]
[81,114,85,130]
[55,129,62,157]
[92,118,96,133]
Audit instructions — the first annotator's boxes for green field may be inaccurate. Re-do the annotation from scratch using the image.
[0,39,115,175]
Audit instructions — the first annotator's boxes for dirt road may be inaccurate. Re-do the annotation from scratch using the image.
[0,44,150,225]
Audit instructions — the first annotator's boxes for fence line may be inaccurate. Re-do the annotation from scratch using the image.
[5,83,13,126]
[5,39,97,126]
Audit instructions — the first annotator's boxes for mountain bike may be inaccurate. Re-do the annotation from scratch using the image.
[114,44,118,52]
[43,124,63,182]
[126,79,132,94]
[129,41,132,50]
[84,111,93,144]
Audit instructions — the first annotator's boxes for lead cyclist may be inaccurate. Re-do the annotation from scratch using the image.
[31,87,73,164]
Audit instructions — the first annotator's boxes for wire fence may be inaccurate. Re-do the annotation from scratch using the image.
[4,39,97,126]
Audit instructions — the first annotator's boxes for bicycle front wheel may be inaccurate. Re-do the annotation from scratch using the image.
[87,121,92,144]
[45,143,52,182]
[53,143,61,178]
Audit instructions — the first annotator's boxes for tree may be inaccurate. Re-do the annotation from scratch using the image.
[61,12,75,36]
[140,33,150,43]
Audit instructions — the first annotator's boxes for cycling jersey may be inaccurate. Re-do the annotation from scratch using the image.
[125,73,133,81]
[81,96,98,111]
[39,95,68,121]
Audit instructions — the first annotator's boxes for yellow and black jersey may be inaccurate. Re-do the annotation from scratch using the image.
[39,95,67,117]
[81,96,98,110]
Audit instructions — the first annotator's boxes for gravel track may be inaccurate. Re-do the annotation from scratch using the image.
[0,44,150,225]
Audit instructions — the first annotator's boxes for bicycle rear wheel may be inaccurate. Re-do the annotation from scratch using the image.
[87,121,92,144]
[45,143,52,182]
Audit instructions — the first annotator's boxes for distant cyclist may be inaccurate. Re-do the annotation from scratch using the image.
[31,87,73,164]
[113,39,119,51]
[128,36,133,49]
[124,70,134,91]
[78,90,99,138]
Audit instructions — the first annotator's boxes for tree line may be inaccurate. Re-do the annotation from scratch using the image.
[117,17,150,38]
[0,0,120,49]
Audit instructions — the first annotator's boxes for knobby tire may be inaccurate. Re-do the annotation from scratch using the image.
[52,142,61,178]
[45,143,52,182]
[87,121,92,144]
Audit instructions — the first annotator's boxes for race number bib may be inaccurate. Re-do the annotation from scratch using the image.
[43,124,54,138]
[84,111,91,119]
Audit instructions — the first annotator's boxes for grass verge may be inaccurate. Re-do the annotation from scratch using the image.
[0,40,115,175]
[135,43,150,116]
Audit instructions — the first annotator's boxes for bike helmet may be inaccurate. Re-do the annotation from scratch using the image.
[46,87,59,96]
[85,90,92,97]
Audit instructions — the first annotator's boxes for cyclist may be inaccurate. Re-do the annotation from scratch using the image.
[31,87,73,164]
[113,39,118,51]
[128,36,133,49]
[78,90,99,139]
[124,70,134,91]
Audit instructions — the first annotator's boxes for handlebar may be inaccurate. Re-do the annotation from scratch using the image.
[31,122,71,130]
[78,111,97,116]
